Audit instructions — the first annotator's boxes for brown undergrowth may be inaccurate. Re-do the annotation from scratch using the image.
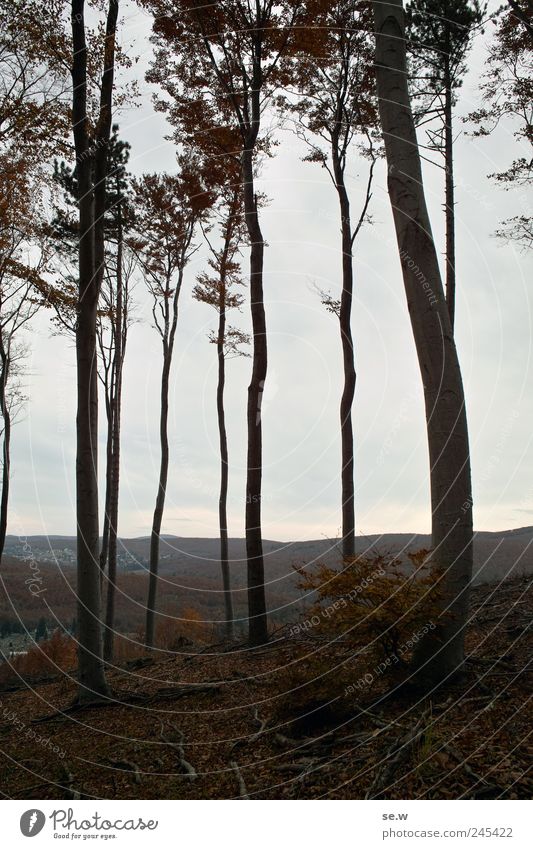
[0,576,530,800]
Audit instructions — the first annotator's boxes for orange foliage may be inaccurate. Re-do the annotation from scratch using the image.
[295,550,442,666]
[0,630,76,686]
[155,604,212,651]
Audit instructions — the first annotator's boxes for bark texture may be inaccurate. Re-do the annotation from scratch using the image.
[331,146,356,560]
[216,215,235,640]
[444,58,456,331]
[103,201,124,661]
[243,146,268,646]
[372,0,473,683]
[71,0,118,701]
[0,341,10,562]
[145,269,183,649]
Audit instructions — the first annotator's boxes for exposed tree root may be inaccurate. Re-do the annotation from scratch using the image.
[229,760,249,799]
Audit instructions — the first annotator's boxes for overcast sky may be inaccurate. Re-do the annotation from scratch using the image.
[9,1,533,543]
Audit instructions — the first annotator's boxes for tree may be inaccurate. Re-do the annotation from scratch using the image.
[143,0,306,645]
[0,0,70,563]
[407,0,484,330]
[51,126,134,664]
[95,128,133,584]
[70,0,119,702]
[133,165,211,649]
[96,129,135,662]
[467,5,532,250]
[372,0,473,685]
[0,297,33,562]
[506,0,533,44]
[193,184,250,640]
[284,0,378,557]
[0,178,61,564]
[0,0,70,175]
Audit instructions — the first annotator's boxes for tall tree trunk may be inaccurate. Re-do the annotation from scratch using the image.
[104,209,124,662]
[242,146,268,646]
[99,378,113,584]
[372,0,473,684]
[71,0,118,702]
[0,346,10,562]
[332,147,356,559]
[145,351,170,649]
[217,274,234,640]
[145,267,182,649]
[444,58,456,332]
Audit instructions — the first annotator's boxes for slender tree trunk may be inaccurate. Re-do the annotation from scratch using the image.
[75,254,108,699]
[217,277,234,639]
[145,265,183,649]
[99,379,113,584]
[0,347,10,562]
[145,350,170,649]
[332,148,356,559]
[444,59,456,332]
[372,0,473,684]
[242,146,268,646]
[104,210,124,661]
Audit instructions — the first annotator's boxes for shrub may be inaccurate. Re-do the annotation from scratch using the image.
[0,629,76,686]
[274,551,442,730]
[294,550,442,667]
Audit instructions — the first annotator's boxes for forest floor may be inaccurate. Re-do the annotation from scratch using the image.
[0,575,531,800]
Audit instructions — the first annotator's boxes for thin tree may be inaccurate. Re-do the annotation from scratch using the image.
[144,0,306,645]
[70,0,119,702]
[50,126,134,662]
[0,191,41,560]
[133,166,211,649]
[193,184,250,640]
[372,0,473,684]
[407,0,484,330]
[285,0,379,557]
[97,129,134,588]
[99,131,135,661]
[0,0,70,562]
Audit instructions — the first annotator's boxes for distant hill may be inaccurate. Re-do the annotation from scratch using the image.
[1,528,532,636]
[5,526,533,588]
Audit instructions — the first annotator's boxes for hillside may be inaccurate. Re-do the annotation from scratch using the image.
[2,528,532,635]
[0,575,530,800]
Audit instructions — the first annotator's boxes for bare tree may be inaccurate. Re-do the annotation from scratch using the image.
[193,185,250,639]
[143,0,306,645]
[133,167,211,649]
[0,279,36,560]
[0,0,70,562]
[284,0,379,557]
[99,239,135,661]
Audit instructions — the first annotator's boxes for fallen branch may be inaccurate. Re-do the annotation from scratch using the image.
[102,759,142,785]
[365,712,428,799]
[61,762,81,798]
[229,760,250,799]
[249,707,268,743]
[159,721,197,779]
[32,683,220,723]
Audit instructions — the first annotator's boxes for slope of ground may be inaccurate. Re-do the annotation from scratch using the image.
[0,576,530,800]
